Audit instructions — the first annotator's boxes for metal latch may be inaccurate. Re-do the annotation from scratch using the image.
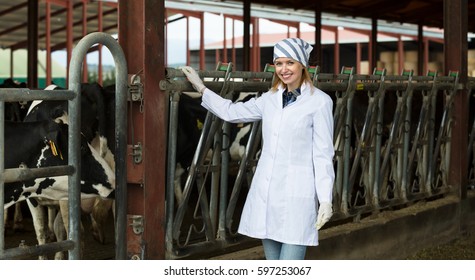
[131,142,143,164]
[129,74,143,101]
[129,215,144,235]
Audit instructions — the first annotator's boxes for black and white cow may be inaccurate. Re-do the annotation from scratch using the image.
[26,83,109,157]
[3,119,115,259]
[1,78,29,123]
[20,83,116,258]
[2,78,30,231]
[173,91,258,203]
[3,119,115,208]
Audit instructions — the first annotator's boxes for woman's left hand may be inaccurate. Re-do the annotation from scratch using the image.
[316,202,333,230]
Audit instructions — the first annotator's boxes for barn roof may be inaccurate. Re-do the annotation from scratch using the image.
[0,1,471,51]
[227,0,475,33]
[0,1,118,51]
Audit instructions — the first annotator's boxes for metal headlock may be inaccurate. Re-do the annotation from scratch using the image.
[468,76,475,187]
[0,32,128,260]
[69,32,128,260]
[160,64,465,259]
[0,89,78,260]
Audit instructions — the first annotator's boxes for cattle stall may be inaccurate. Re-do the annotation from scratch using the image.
[0,32,128,260]
[160,63,469,259]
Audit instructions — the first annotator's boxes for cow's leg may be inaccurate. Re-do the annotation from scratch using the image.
[59,200,85,259]
[174,163,185,204]
[53,210,67,260]
[90,198,113,244]
[3,207,9,229]
[12,202,24,231]
[26,199,49,260]
[47,206,57,242]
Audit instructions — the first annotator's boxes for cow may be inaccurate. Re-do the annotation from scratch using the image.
[26,83,109,157]
[2,78,30,231]
[172,91,259,204]
[3,119,115,211]
[3,119,115,259]
[1,78,29,122]
[19,83,116,259]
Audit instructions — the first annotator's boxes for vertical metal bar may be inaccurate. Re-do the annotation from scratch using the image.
[98,2,103,84]
[81,0,88,83]
[373,76,386,206]
[445,0,469,198]
[67,68,81,260]
[314,2,322,67]
[217,121,230,237]
[0,101,5,253]
[165,92,179,257]
[66,0,73,85]
[45,2,52,86]
[243,0,250,70]
[400,73,414,201]
[27,0,38,88]
[199,13,205,70]
[218,120,230,238]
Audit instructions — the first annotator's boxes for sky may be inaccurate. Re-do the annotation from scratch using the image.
[51,13,313,67]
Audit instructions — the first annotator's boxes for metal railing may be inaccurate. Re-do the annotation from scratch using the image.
[160,63,463,259]
[0,32,128,260]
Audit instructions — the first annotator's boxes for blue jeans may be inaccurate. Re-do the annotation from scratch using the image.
[262,239,307,260]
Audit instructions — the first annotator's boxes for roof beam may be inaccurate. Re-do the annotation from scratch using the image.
[0,2,27,17]
[50,23,117,51]
[0,2,83,39]
[8,6,117,50]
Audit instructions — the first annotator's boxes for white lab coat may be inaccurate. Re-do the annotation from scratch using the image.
[201,81,335,246]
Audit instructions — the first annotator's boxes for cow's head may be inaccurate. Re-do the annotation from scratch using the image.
[3,123,115,209]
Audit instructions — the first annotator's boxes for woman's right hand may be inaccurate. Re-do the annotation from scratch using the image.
[179,66,206,95]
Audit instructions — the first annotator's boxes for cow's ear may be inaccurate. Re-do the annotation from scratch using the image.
[45,121,61,144]
[50,106,66,120]
[79,135,91,156]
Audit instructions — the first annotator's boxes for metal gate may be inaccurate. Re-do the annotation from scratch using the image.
[0,32,128,260]
[160,64,463,259]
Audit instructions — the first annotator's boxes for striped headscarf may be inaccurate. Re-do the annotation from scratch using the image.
[273,38,313,67]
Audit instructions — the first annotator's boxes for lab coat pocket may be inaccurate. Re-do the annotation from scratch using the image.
[287,166,316,198]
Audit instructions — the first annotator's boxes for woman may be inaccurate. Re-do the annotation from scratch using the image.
[180,38,335,260]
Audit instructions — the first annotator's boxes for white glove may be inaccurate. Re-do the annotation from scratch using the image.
[316,202,333,230]
[179,66,206,95]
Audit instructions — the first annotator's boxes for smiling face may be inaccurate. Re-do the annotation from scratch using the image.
[274,57,305,91]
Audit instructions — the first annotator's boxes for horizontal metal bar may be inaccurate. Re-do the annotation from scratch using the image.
[0,240,75,260]
[315,82,349,92]
[3,165,75,183]
[0,89,75,102]
[159,80,271,93]
[384,83,408,91]
[165,67,274,80]
[384,75,411,81]
[315,73,351,80]
[411,83,434,91]
[354,83,381,91]
[412,76,436,82]
[353,74,384,81]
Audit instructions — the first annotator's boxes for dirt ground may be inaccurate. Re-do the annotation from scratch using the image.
[3,212,115,260]
[407,231,475,260]
[4,210,475,260]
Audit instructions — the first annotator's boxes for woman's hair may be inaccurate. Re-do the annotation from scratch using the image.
[270,67,313,92]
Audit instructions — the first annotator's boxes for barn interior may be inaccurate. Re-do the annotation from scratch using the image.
[0,0,474,262]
